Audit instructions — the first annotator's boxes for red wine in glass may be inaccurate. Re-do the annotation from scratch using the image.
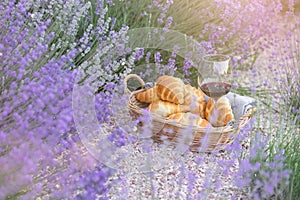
[200,82,231,99]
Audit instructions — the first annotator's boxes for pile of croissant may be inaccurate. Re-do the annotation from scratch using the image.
[135,75,235,128]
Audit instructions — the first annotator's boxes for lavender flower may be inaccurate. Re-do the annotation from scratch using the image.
[154,51,162,64]
[75,165,111,200]
[108,127,127,147]
[135,48,145,61]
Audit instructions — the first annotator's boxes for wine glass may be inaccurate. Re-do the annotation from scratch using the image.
[197,54,231,102]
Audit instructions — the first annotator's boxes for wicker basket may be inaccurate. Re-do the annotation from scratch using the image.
[124,74,255,152]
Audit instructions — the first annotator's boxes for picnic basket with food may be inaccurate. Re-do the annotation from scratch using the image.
[124,74,255,152]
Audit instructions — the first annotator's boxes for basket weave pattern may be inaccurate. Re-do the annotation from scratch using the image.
[124,74,254,152]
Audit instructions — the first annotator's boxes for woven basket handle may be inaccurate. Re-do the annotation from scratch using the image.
[124,74,146,95]
[236,107,257,131]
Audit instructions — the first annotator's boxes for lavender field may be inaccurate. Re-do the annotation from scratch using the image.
[0,0,300,199]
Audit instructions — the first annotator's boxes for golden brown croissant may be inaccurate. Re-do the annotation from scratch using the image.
[135,77,206,118]
[205,96,234,127]
[136,86,160,103]
[168,112,210,127]
[148,100,193,117]
[184,85,206,118]
[156,75,186,104]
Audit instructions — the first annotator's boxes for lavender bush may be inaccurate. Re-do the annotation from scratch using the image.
[107,0,297,69]
[264,14,300,198]
[0,0,137,198]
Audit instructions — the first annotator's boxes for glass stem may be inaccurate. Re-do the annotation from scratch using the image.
[213,97,220,103]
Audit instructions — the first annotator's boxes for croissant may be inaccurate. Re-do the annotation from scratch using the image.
[205,96,235,127]
[168,112,210,127]
[183,85,192,105]
[156,75,186,104]
[184,85,206,118]
[148,100,193,117]
[136,86,160,103]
